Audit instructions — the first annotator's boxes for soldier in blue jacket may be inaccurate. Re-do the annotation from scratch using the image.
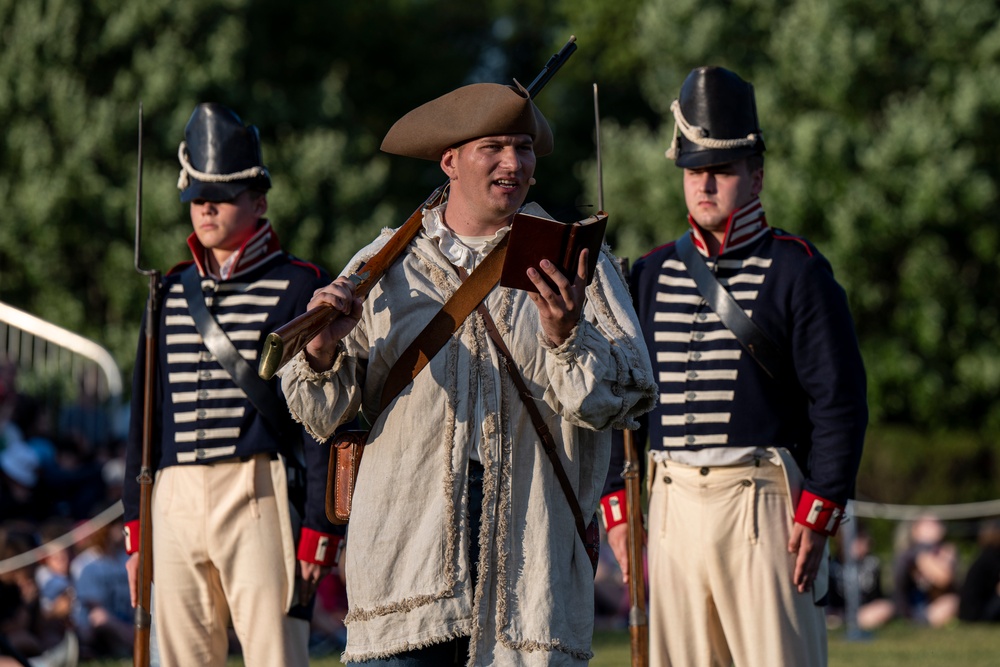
[122,103,340,667]
[600,67,868,666]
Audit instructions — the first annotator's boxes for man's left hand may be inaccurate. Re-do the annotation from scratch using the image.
[788,523,828,594]
[298,560,332,605]
[527,249,589,346]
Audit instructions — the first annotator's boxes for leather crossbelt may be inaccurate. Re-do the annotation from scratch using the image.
[675,231,784,380]
[453,266,589,545]
[378,239,589,545]
[181,267,305,469]
[379,233,509,410]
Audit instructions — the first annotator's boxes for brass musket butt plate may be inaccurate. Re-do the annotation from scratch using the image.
[258,333,284,380]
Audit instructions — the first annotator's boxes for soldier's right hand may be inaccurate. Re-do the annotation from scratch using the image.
[125,552,147,608]
[607,522,645,584]
[305,277,363,371]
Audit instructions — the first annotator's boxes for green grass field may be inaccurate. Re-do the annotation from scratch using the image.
[84,622,999,666]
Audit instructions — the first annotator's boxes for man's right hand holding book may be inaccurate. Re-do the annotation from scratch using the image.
[525,248,591,347]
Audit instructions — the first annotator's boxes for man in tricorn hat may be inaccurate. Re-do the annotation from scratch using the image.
[122,103,341,667]
[600,66,868,665]
[279,83,656,665]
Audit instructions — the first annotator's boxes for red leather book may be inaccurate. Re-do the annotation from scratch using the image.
[499,210,608,293]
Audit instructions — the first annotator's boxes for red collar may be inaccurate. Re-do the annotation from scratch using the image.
[687,198,769,256]
[186,220,283,279]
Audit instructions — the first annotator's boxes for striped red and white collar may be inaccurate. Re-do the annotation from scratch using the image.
[186,220,283,280]
[687,198,769,256]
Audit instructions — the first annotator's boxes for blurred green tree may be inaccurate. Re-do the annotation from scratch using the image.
[3,0,1000,498]
[0,0,584,381]
[570,0,1000,443]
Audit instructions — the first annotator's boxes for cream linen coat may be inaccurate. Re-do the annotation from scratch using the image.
[281,205,656,665]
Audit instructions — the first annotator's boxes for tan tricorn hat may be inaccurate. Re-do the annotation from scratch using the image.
[380,82,553,161]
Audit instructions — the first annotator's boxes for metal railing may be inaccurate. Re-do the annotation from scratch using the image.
[0,300,123,443]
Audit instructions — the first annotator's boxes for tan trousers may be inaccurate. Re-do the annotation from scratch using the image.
[152,454,308,667]
[647,452,827,667]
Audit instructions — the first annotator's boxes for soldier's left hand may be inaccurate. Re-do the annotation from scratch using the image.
[298,560,332,605]
[527,248,589,346]
[788,523,828,594]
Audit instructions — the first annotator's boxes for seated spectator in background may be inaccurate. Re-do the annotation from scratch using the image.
[0,441,47,523]
[0,526,42,660]
[893,514,960,627]
[827,522,895,630]
[0,525,78,667]
[34,519,76,642]
[70,519,132,660]
[958,518,1000,623]
[13,396,59,479]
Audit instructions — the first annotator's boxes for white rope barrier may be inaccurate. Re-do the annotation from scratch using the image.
[852,498,1000,521]
[0,500,124,575]
[839,497,1000,640]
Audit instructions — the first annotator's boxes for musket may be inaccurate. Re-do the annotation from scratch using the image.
[258,36,579,380]
[599,80,648,667]
[132,102,160,667]
[622,427,648,667]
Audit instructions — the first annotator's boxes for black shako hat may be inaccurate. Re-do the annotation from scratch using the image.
[177,103,272,203]
[665,66,765,169]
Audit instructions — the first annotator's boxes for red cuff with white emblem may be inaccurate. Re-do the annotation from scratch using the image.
[794,490,845,536]
[297,528,341,567]
[123,520,140,555]
[600,490,629,531]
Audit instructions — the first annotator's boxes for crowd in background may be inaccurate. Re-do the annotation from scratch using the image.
[1,359,129,666]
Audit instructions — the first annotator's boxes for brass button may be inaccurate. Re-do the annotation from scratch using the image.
[699,467,710,476]
[741,479,752,487]
[663,476,672,484]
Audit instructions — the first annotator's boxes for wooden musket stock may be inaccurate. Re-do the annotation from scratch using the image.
[133,273,158,667]
[132,103,157,667]
[623,429,648,667]
[258,36,579,381]
[258,184,447,380]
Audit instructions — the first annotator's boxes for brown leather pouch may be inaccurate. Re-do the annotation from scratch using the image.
[325,430,368,524]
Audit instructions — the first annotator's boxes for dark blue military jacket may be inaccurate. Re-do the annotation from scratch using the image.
[604,202,867,507]
[123,222,338,540]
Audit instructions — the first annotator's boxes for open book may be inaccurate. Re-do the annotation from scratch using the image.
[499,210,608,293]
